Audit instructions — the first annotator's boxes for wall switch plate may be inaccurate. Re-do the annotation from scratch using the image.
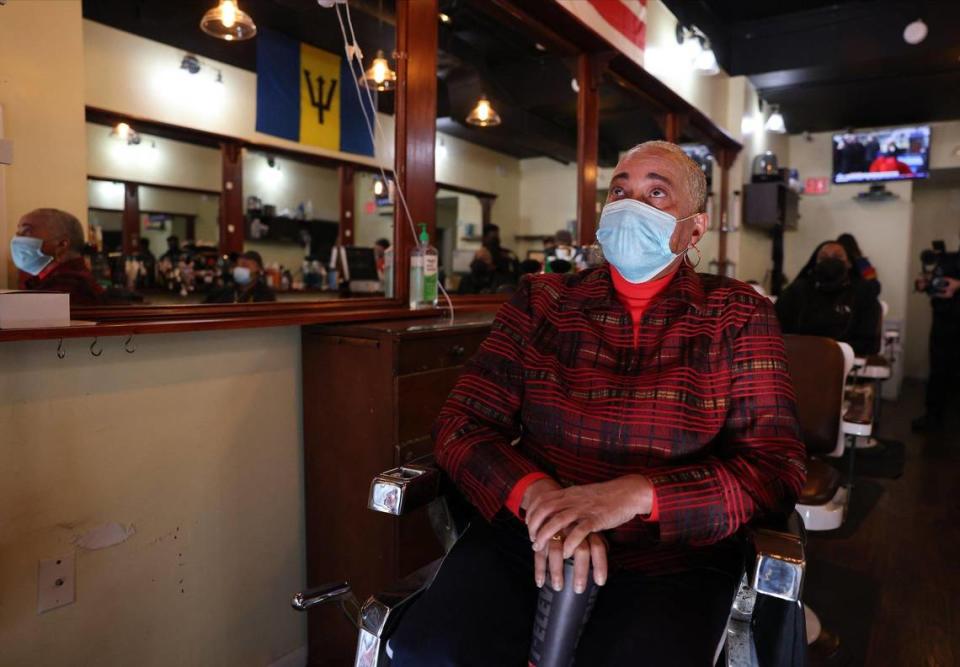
[37,556,75,614]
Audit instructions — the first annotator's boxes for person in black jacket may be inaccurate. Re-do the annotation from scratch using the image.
[776,241,881,356]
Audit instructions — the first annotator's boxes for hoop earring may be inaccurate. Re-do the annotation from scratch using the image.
[685,244,702,268]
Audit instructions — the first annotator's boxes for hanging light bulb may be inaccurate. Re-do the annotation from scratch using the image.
[359,50,397,92]
[466,95,501,127]
[200,0,257,42]
[765,105,787,134]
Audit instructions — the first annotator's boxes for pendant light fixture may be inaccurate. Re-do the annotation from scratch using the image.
[765,105,786,134]
[466,95,501,127]
[359,0,397,92]
[201,0,257,42]
[359,50,397,92]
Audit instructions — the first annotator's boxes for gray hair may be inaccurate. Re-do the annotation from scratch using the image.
[23,208,85,252]
[620,140,708,214]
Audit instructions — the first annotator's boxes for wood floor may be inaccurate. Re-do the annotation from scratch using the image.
[803,379,960,666]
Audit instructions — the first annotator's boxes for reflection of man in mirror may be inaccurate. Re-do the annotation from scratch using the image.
[204,250,276,304]
[11,208,104,305]
[482,223,519,283]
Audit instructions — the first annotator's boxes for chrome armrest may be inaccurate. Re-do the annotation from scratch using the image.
[355,559,442,667]
[368,457,441,516]
[291,581,361,629]
[747,527,805,602]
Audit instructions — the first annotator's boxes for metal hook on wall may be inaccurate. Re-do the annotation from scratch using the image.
[123,334,136,354]
[90,337,103,357]
[57,338,66,360]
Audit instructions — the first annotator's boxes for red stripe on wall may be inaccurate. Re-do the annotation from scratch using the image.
[586,0,647,51]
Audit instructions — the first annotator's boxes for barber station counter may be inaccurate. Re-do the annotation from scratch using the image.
[0,302,498,667]
[301,314,495,664]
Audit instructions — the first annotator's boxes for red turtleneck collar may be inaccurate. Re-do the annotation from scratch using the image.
[610,264,678,344]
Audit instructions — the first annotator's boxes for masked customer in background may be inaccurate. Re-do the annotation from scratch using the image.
[204,250,276,304]
[775,240,882,356]
[12,208,105,306]
[389,141,807,666]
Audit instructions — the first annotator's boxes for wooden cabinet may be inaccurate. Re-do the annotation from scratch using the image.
[301,314,494,665]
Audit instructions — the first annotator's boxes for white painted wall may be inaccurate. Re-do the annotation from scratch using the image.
[86,123,221,192]
[0,327,306,667]
[784,131,914,324]
[1,2,88,289]
[243,151,339,221]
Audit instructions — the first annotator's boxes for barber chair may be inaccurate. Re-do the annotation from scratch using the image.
[850,299,895,449]
[293,459,807,667]
[784,335,872,532]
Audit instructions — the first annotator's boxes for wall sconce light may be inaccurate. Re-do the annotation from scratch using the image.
[359,50,397,92]
[111,122,141,146]
[466,95,501,127]
[201,0,257,42]
[675,23,719,76]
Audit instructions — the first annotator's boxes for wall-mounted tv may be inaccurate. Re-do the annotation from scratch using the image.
[832,125,930,184]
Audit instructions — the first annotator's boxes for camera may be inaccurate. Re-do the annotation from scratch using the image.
[920,241,959,295]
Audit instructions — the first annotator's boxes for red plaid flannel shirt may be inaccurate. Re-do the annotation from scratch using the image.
[434,263,806,574]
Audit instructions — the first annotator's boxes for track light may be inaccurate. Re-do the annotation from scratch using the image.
[200,1,257,42]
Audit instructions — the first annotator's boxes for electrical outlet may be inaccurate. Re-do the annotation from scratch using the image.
[37,556,75,614]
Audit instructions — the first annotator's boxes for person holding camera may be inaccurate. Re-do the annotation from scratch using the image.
[912,243,960,432]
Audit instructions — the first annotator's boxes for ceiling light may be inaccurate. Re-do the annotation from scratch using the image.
[765,105,786,134]
[201,1,257,42]
[903,18,928,45]
[438,12,452,24]
[372,176,386,197]
[180,54,201,75]
[359,49,397,92]
[535,43,547,52]
[466,95,501,127]
[571,78,580,94]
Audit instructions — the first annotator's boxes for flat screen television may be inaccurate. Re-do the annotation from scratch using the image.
[832,125,930,184]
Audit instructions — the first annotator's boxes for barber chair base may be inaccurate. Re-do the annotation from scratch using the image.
[796,486,847,531]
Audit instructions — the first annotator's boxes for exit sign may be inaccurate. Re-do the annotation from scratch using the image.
[805,177,829,195]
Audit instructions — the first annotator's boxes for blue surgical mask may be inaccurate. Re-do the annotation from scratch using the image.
[232,266,252,285]
[596,199,695,283]
[10,235,54,275]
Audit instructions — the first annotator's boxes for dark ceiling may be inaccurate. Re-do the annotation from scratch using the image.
[661,0,960,133]
[82,0,674,166]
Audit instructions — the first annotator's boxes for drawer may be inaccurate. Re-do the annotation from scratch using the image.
[397,366,465,444]
[397,330,489,375]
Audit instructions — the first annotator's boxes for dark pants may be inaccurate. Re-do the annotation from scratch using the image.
[926,312,960,417]
[388,520,740,666]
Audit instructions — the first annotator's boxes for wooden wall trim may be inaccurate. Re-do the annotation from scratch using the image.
[393,0,439,303]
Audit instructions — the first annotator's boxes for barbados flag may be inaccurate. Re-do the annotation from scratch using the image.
[256,28,374,156]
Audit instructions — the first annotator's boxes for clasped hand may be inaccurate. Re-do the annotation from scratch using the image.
[520,475,653,594]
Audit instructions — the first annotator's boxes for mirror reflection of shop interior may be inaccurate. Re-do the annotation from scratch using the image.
[435,1,578,292]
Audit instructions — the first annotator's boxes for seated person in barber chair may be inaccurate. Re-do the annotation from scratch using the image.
[389,141,807,665]
[775,241,882,356]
